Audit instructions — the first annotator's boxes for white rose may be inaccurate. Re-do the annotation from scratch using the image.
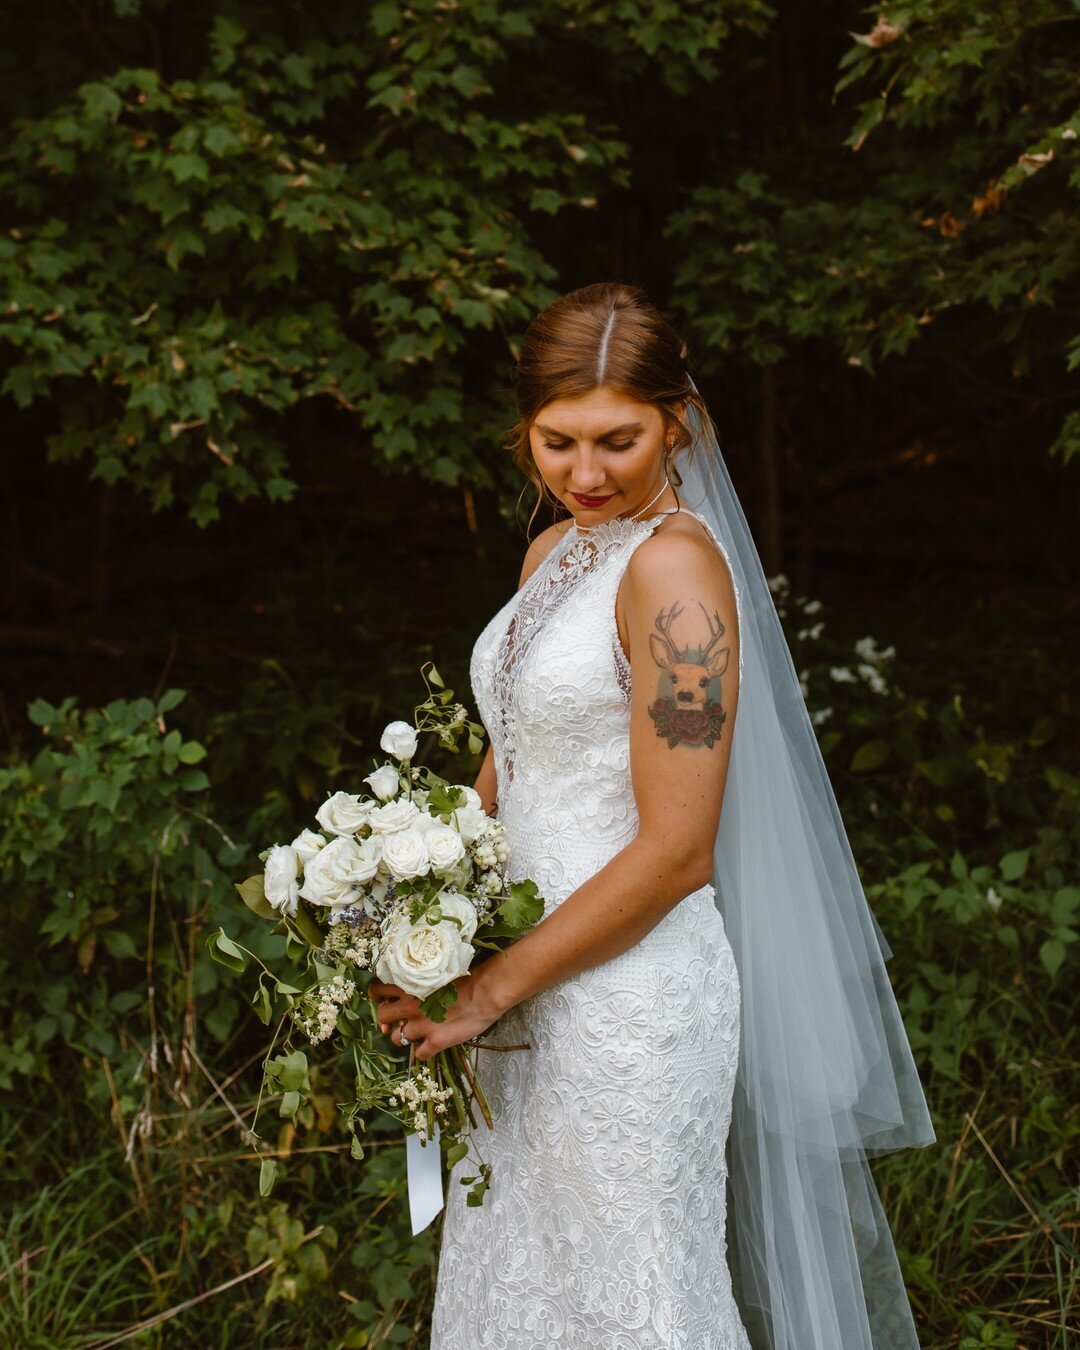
[455,786,483,811]
[375,911,475,998]
[380,720,419,761]
[290,828,326,865]
[367,798,421,834]
[364,763,401,801]
[425,823,466,872]
[453,804,491,846]
[315,791,371,837]
[380,828,431,880]
[263,844,300,918]
[299,835,379,908]
[433,890,479,942]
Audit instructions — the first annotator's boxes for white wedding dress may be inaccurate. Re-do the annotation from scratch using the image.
[429,509,752,1350]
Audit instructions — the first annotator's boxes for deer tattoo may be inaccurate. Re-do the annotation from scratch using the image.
[647,600,731,748]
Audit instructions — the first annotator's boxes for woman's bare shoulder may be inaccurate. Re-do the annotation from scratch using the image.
[517,518,574,588]
[625,506,736,602]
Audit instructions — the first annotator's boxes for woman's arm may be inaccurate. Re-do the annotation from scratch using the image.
[378,527,741,1059]
[472,742,499,819]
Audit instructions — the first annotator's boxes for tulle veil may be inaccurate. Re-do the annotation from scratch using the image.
[679,376,936,1348]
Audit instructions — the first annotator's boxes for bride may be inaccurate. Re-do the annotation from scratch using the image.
[370,282,936,1348]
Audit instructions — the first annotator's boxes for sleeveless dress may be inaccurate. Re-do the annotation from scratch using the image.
[429,509,752,1350]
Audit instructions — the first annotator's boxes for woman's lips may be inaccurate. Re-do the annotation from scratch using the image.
[571,492,615,507]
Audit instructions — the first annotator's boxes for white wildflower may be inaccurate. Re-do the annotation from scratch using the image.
[392,1064,455,1140]
[296,974,356,1045]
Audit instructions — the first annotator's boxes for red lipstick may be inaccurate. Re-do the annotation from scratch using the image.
[571,492,615,508]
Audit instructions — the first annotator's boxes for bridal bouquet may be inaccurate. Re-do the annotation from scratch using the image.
[208,665,543,1207]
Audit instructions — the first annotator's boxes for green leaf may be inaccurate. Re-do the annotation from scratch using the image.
[236,874,278,920]
[27,698,57,727]
[426,783,464,816]
[482,879,544,938]
[252,983,273,1026]
[259,1157,277,1197]
[1000,849,1030,881]
[164,152,210,183]
[102,930,139,961]
[279,1089,301,1118]
[1040,938,1066,978]
[81,82,123,120]
[206,927,247,973]
[445,1140,468,1167]
[850,739,889,772]
[273,1049,310,1094]
[419,983,459,1023]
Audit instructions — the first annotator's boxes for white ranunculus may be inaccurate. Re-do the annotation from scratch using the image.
[433,890,479,942]
[299,835,379,908]
[375,910,475,998]
[452,803,491,846]
[364,763,400,801]
[380,720,419,761]
[380,828,431,880]
[315,790,371,837]
[367,798,421,834]
[425,823,466,872]
[263,843,301,918]
[290,828,326,865]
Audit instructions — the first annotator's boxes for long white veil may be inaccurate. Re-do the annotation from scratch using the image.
[679,377,936,1347]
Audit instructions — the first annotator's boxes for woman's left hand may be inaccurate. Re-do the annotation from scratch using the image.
[368,962,505,1062]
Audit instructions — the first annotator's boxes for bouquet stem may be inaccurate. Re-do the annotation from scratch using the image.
[447,1045,493,1130]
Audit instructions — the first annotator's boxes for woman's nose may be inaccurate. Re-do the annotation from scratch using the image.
[569,447,606,490]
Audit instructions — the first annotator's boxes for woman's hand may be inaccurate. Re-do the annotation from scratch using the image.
[368,962,506,1062]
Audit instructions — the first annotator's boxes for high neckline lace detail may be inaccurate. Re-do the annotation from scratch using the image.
[568,510,676,545]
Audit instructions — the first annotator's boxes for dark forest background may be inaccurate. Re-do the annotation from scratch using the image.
[1,1,1077,1346]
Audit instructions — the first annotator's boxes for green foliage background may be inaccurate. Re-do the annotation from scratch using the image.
[1,0,1076,1345]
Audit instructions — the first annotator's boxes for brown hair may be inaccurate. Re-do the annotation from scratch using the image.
[503,281,716,536]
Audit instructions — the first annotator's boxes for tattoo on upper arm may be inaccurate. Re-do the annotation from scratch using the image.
[646,600,731,748]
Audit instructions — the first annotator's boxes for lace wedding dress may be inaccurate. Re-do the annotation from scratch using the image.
[429,510,752,1350]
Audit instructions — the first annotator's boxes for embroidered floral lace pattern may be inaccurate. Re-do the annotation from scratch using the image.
[429,510,751,1350]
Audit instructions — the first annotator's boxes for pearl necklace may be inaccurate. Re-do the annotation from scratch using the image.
[621,476,672,522]
[575,477,673,533]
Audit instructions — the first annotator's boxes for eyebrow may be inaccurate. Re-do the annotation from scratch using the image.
[535,421,644,438]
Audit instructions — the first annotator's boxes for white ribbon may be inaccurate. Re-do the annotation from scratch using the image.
[406,1124,445,1233]
[404,1044,444,1234]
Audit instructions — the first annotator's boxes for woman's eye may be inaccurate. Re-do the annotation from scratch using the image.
[540,439,639,452]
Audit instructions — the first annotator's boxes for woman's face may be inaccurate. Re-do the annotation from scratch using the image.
[529,387,674,525]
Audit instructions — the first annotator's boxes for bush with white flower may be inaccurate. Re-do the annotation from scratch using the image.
[207,663,543,1207]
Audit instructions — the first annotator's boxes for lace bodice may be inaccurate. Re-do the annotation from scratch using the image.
[469,508,742,911]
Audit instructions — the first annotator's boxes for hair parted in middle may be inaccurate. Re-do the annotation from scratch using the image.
[503,281,717,537]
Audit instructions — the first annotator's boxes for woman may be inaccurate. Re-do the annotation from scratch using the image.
[370,282,935,1348]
